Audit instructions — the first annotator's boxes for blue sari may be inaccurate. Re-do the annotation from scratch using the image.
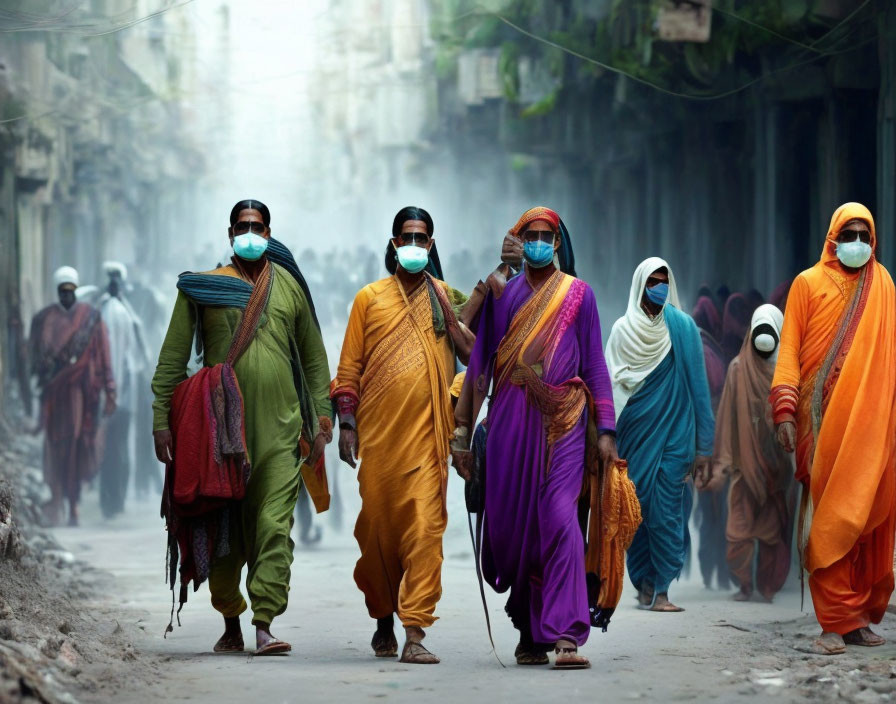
[619,305,714,594]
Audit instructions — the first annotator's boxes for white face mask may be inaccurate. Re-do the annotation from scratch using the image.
[836,241,872,268]
[395,244,429,274]
[754,333,777,354]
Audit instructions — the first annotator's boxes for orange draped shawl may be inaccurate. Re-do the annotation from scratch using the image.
[771,202,896,574]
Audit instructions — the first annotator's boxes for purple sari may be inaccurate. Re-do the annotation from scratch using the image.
[465,271,615,646]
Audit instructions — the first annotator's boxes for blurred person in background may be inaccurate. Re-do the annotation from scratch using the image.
[708,304,793,602]
[96,262,149,519]
[127,267,168,500]
[691,293,731,592]
[29,266,116,526]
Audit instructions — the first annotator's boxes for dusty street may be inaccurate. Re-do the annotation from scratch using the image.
[47,479,896,704]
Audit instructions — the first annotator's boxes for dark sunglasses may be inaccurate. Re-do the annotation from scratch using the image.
[233,221,266,235]
[837,229,871,242]
[396,232,431,245]
[522,230,555,243]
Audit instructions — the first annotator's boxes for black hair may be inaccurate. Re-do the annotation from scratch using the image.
[384,206,443,278]
[391,206,433,238]
[230,199,271,227]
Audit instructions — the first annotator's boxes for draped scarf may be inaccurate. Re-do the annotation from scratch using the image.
[714,304,788,505]
[605,257,682,419]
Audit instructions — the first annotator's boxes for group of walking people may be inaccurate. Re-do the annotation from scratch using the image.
[37,196,895,666]
[28,261,163,526]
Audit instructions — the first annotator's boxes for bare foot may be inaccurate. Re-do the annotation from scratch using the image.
[213,616,244,652]
[844,627,886,647]
[649,593,684,612]
[255,624,291,656]
[813,631,846,655]
[636,583,655,607]
[399,626,439,664]
[732,589,751,602]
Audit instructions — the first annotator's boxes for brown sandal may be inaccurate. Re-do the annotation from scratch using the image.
[812,632,846,655]
[552,639,590,670]
[399,640,440,664]
[843,627,886,647]
[254,639,291,656]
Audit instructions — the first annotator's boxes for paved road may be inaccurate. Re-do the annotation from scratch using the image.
[51,480,896,704]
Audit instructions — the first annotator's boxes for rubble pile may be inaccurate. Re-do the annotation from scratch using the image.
[0,433,154,703]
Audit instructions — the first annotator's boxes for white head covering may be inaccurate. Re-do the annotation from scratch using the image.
[103,261,128,281]
[53,266,79,288]
[750,303,784,360]
[750,303,783,334]
[605,256,681,419]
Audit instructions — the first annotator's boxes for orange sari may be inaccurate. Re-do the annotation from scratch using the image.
[331,276,456,628]
[771,202,896,634]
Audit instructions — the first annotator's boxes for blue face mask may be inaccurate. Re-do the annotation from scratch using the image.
[836,241,872,269]
[233,233,268,261]
[523,240,555,268]
[395,244,429,274]
[645,282,669,306]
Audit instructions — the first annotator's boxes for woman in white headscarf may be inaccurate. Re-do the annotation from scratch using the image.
[708,304,794,602]
[606,257,714,612]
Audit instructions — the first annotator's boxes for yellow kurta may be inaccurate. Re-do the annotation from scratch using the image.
[332,276,456,627]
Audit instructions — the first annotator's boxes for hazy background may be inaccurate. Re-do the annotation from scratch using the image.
[0,0,893,543]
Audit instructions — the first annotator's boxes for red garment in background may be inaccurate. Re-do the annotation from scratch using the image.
[29,302,114,503]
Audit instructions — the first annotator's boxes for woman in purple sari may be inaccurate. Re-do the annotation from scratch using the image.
[453,207,617,670]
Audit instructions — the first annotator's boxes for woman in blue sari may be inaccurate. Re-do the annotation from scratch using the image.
[606,258,714,612]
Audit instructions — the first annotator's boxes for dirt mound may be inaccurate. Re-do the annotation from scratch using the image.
[0,434,162,703]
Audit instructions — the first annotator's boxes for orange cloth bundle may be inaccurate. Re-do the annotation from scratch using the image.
[584,459,642,630]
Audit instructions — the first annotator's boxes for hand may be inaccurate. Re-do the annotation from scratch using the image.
[704,465,728,493]
[452,449,473,481]
[338,427,359,469]
[776,422,796,453]
[691,455,712,488]
[485,270,508,299]
[501,233,523,269]
[306,431,327,467]
[103,392,117,416]
[153,429,173,464]
[596,433,619,473]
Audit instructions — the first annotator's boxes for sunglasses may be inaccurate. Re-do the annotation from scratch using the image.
[233,221,266,235]
[522,230,555,244]
[396,232,431,246]
[837,229,871,243]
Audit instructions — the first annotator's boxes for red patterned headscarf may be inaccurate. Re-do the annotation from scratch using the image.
[509,206,561,238]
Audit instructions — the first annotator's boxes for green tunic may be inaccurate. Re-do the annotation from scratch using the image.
[151,262,331,626]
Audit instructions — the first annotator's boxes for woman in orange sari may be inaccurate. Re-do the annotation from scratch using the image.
[771,202,896,655]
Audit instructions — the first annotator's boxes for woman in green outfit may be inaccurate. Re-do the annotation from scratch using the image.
[151,200,333,656]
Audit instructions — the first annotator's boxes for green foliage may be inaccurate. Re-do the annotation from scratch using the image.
[520,89,557,117]
[428,0,864,111]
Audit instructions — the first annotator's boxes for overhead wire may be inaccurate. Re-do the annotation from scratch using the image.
[0,0,195,35]
[488,2,878,102]
[0,1,881,125]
